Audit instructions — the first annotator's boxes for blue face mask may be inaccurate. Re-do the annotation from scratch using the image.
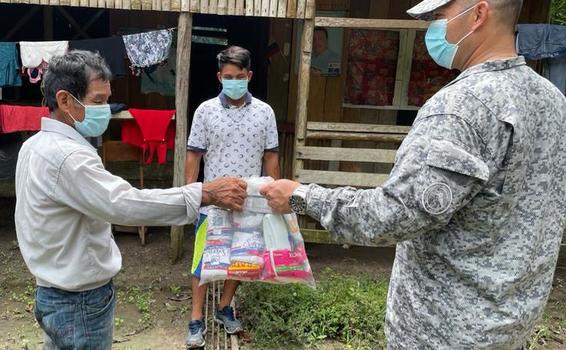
[68,94,111,137]
[222,79,249,100]
[425,5,477,69]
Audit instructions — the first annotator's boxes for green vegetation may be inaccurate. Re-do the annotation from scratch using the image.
[10,283,35,312]
[238,269,389,350]
[551,0,566,25]
[119,287,155,329]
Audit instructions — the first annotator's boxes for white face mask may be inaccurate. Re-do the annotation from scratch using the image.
[425,4,478,69]
[67,94,112,137]
[222,79,249,100]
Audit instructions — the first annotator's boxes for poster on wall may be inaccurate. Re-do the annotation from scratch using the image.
[295,11,344,77]
[343,29,400,106]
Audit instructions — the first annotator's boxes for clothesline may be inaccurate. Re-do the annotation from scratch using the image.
[0,27,177,87]
[0,27,177,45]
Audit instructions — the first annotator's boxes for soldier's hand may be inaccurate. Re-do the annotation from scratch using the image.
[202,177,247,211]
[260,179,300,213]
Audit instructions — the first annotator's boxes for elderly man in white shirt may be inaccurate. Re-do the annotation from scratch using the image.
[14,50,247,350]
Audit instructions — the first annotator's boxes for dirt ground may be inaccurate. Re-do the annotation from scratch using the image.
[0,197,565,350]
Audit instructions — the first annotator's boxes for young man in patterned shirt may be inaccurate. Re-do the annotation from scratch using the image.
[184,46,280,348]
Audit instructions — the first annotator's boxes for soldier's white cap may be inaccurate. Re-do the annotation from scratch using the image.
[407,0,454,20]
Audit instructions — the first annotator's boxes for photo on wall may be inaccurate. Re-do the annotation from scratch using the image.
[295,11,344,77]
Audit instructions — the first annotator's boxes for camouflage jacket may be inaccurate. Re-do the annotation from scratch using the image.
[305,57,566,349]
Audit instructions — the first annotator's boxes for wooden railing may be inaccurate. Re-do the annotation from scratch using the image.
[295,122,410,188]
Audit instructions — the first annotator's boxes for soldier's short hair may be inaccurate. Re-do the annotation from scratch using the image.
[460,0,523,29]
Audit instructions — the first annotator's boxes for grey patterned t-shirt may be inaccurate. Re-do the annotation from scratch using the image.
[305,56,566,349]
[187,93,279,183]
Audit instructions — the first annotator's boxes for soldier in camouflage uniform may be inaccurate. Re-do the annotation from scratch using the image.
[261,0,566,348]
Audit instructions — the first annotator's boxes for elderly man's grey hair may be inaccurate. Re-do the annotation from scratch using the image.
[42,50,112,112]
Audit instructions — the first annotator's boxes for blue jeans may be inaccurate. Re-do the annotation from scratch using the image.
[34,281,116,350]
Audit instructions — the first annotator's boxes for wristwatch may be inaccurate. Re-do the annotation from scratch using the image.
[289,184,309,215]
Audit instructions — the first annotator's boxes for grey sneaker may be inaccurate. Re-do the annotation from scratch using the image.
[214,306,243,335]
[186,319,207,349]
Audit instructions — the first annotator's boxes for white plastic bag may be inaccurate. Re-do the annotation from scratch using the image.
[263,214,291,250]
[200,218,233,283]
[242,176,273,213]
[200,177,315,288]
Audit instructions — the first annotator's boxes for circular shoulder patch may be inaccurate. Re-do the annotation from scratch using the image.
[421,183,453,215]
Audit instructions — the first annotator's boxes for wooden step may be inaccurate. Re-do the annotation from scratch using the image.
[205,281,239,350]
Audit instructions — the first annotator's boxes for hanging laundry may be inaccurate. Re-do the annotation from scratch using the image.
[0,105,49,133]
[121,118,176,156]
[110,103,128,114]
[544,56,566,95]
[121,109,176,165]
[26,66,45,84]
[517,24,566,94]
[122,30,172,75]
[0,43,22,87]
[141,50,176,97]
[19,41,68,83]
[517,24,566,60]
[70,37,127,77]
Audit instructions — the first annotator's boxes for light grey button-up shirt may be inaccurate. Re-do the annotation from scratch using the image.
[305,57,566,349]
[15,118,201,292]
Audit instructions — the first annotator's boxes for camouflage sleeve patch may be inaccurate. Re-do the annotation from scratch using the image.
[421,182,453,215]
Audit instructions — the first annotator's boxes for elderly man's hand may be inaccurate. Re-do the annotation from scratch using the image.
[202,177,247,211]
[259,179,300,213]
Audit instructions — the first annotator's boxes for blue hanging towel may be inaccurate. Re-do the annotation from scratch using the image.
[0,42,22,87]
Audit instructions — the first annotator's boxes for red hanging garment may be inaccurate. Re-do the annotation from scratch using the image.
[121,109,176,165]
[0,105,49,133]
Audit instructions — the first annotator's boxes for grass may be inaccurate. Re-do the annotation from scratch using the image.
[526,272,566,349]
[238,269,389,350]
[169,285,182,295]
[239,269,565,350]
[118,286,156,330]
[10,283,35,312]
[527,313,566,349]
[114,317,125,329]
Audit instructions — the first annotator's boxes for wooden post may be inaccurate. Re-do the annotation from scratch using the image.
[286,0,296,18]
[190,0,199,11]
[209,0,217,13]
[245,0,253,15]
[401,29,416,107]
[392,29,417,107]
[236,0,244,15]
[392,29,408,107]
[170,12,193,264]
[292,15,314,179]
[218,0,227,14]
[261,0,269,16]
[296,0,305,18]
[269,0,277,17]
[305,0,314,18]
